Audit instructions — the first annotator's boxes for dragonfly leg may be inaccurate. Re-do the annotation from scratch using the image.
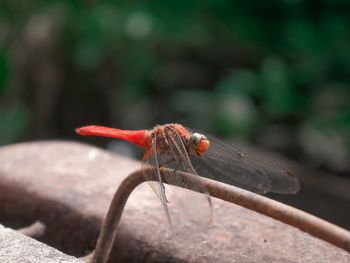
[161,183,170,203]
[170,159,187,188]
[152,133,172,225]
[162,160,183,204]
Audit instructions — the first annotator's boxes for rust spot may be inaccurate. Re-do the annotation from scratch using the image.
[287,171,297,179]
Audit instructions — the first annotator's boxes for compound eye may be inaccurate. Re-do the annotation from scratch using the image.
[198,138,210,155]
[188,133,209,156]
[190,133,201,145]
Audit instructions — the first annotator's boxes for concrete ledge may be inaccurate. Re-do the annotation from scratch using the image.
[0,224,80,263]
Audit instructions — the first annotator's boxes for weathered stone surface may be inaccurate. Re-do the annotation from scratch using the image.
[0,141,349,263]
[0,224,80,263]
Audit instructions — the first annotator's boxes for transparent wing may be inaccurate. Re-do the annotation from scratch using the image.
[190,132,299,194]
[142,127,212,224]
[161,126,212,223]
[141,134,172,225]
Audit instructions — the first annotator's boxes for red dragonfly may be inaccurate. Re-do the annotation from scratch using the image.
[76,123,299,224]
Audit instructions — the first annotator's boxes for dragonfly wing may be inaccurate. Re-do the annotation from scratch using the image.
[141,134,172,225]
[190,132,299,194]
[158,126,212,224]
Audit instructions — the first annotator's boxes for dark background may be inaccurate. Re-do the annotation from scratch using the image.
[0,1,349,228]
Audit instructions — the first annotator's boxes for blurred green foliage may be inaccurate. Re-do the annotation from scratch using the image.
[0,0,350,174]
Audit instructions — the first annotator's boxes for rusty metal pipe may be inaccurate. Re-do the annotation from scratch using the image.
[88,168,350,263]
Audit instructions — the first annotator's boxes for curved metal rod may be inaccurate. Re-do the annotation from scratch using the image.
[87,168,350,263]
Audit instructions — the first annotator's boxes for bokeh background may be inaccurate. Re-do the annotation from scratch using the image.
[0,1,349,228]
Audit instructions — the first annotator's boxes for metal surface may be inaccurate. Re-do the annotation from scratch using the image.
[0,141,349,262]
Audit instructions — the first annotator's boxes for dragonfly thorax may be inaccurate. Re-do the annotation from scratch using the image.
[188,133,210,156]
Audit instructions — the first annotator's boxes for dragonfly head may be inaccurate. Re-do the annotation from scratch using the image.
[188,133,210,156]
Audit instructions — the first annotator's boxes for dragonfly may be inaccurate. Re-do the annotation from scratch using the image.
[76,123,299,225]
